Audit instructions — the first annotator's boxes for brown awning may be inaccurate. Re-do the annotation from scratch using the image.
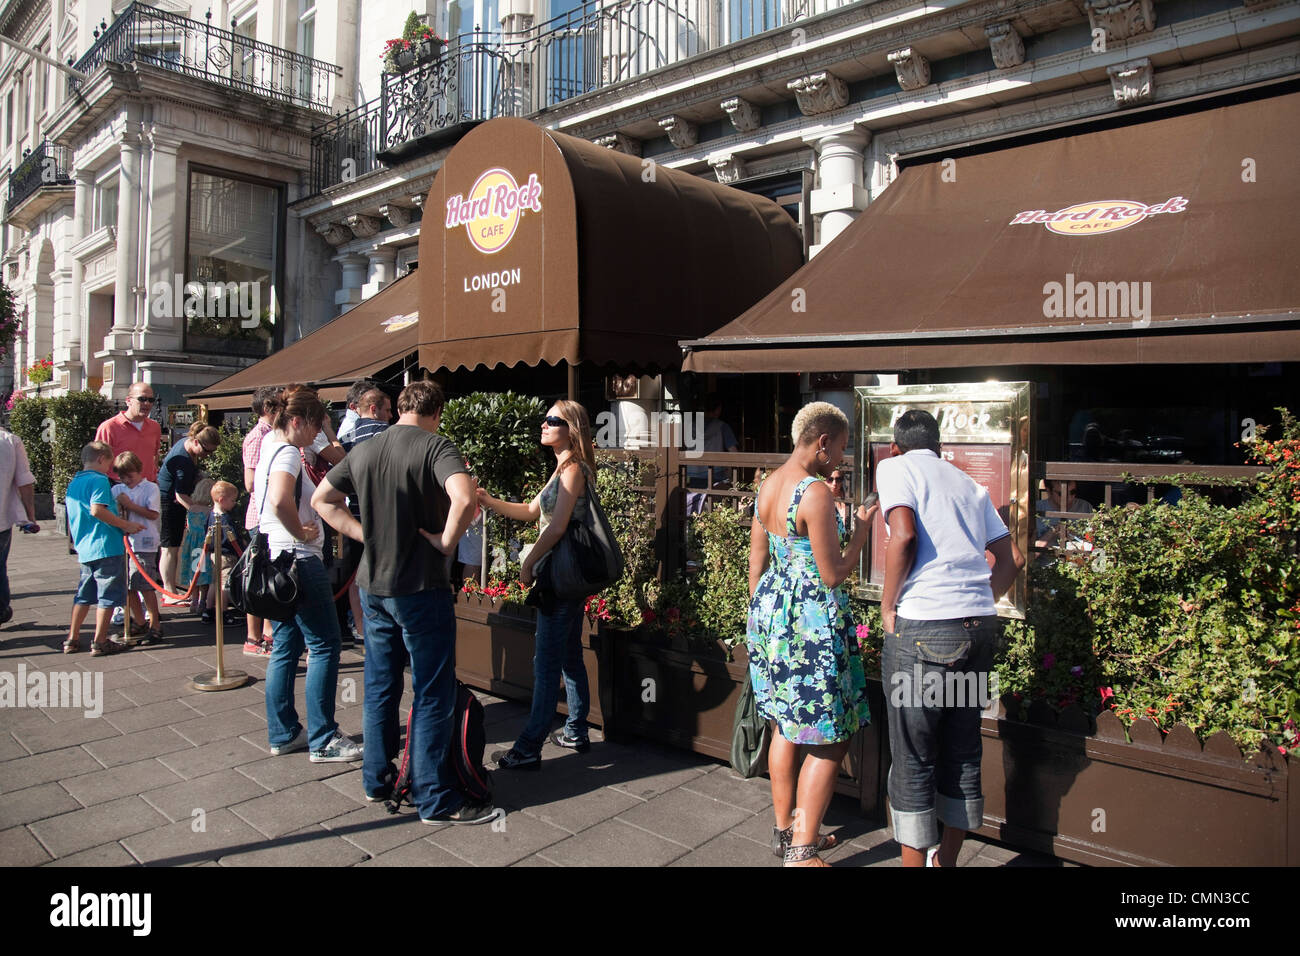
[190,272,420,410]
[418,118,804,373]
[682,84,1300,372]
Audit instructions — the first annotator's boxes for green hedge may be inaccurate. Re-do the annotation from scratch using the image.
[48,391,117,498]
[8,396,52,494]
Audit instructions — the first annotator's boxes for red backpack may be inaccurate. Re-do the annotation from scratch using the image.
[387,682,492,812]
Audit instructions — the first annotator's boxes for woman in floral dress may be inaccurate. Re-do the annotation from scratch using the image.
[748,402,878,867]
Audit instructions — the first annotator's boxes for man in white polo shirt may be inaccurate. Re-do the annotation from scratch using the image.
[875,409,1023,868]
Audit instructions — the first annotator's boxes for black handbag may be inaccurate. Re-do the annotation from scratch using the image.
[533,465,624,601]
[228,446,303,623]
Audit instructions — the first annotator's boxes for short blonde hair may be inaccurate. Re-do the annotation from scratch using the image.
[211,480,238,503]
[791,401,849,448]
[82,441,114,467]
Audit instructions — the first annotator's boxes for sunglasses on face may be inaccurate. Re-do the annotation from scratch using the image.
[542,416,569,428]
[133,396,155,404]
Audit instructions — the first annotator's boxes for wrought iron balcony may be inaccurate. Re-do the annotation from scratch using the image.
[7,141,73,212]
[309,0,858,194]
[67,2,340,111]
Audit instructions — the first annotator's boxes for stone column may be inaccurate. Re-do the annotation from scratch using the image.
[362,245,397,299]
[108,130,143,345]
[335,253,368,315]
[141,132,182,348]
[806,127,870,257]
[59,168,93,392]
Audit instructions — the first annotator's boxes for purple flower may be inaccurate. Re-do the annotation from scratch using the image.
[1042,653,1056,670]
[1070,665,1083,677]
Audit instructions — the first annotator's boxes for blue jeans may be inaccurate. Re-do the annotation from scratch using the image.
[882,615,1000,850]
[265,556,342,752]
[361,587,463,819]
[516,596,590,756]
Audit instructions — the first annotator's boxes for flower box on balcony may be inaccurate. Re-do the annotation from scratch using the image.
[417,36,446,64]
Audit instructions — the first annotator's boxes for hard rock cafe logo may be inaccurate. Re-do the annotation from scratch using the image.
[444,168,543,254]
[1009,197,1188,236]
[382,311,418,334]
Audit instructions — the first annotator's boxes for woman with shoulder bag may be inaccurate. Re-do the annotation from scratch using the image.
[474,400,596,770]
[256,384,362,764]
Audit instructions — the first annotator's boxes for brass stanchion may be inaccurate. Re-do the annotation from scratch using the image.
[190,517,250,691]
[123,548,132,646]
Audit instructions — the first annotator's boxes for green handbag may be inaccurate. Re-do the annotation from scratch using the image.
[730,676,770,778]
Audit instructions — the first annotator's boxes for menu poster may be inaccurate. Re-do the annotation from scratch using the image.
[866,443,1013,588]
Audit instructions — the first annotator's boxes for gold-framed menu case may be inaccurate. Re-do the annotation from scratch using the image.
[854,382,1031,619]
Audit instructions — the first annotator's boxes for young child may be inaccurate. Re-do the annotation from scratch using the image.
[178,476,214,612]
[202,480,246,626]
[111,451,164,645]
[64,442,145,656]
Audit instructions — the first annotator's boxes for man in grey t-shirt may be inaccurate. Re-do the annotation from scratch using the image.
[876,409,1023,868]
[313,381,498,825]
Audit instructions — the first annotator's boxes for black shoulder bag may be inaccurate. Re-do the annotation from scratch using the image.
[228,445,303,622]
[533,464,625,602]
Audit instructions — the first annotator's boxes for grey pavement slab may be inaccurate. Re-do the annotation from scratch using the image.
[10,714,122,753]
[511,853,560,866]
[0,731,28,761]
[102,699,201,734]
[128,657,222,683]
[321,807,431,857]
[678,765,776,813]
[0,825,53,866]
[29,793,171,858]
[115,676,213,707]
[235,752,358,791]
[616,785,755,849]
[120,807,269,866]
[82,726,193,768]
[671,833,774,867]
[427,809,570,866]
[228,780,361,839]
[171,707,265,747]
[156,737,266,780]
[180,683,270,716]
[42,841,139,867]
[0,782,84,829]
[512,779,645,834]
[218,824,370,867]
[140,768,271,823]
[540,818,689,867]
[59,757,184,807]
[357,836,473,867]
[0,745,104,793]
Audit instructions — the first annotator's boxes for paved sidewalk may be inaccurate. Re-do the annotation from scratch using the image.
[0,530,1064,867]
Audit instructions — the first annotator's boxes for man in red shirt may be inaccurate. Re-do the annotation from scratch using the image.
[95,382,163,482]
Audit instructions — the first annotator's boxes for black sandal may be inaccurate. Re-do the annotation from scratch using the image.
[783,843,827,867]
[90,640,126,657]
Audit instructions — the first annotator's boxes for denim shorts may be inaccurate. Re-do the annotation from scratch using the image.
[882,614,1001,850]
[127,551,159,592]
[76,556,127,608]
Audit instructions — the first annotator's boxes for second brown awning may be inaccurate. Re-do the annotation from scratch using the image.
[191,272,419,410]
[682,84,1300,372]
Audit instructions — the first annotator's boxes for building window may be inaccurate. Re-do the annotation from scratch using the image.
[92,175,119,232]
[15,74,25,144]
[183,168,283,358]
[5,91,12,148]
[297,0,314,99]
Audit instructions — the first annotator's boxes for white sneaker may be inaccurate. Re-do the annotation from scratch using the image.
[925,846,940,867]
[309,731,364,763]
[270,726,308,756]
[111,606,125,626]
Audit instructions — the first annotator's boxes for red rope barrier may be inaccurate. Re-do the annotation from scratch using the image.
[123,535,211,602]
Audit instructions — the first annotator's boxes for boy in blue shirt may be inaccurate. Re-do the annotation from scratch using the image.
[64,442,145,656]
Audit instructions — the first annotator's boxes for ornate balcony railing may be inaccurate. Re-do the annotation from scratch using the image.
[309,0,860,193]
[67,2,340,111]
[7,141,73,210]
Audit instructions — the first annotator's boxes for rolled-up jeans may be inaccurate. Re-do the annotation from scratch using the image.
[882,614,1000,850]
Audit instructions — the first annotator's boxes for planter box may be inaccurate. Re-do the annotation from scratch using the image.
[32,492,54,521]
[453,593,612,728]
[610,634,885,815]
[970,706,1297,866]
[417,37,445,63]
[54,500,67,536]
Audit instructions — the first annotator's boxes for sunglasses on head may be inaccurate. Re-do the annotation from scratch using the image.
[542,416,568,428]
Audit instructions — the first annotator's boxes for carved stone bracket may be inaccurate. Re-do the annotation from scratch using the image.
[593,132,642,156]
[346,214,382,239]
[787,72,850,116]
[721,96,762,133]
[658,115,699,149]
[409,194,425,209]
[708,154,747,184]
[1086,0,1156,44]
[315,222,354,246]
[1108,58,1154,106]
[887,48,931,91]
[380,204,411,228]
[984,22,1026,69]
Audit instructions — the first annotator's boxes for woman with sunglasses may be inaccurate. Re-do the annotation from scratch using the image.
[477,401,597,770]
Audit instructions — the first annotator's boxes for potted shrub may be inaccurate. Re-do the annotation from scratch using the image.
[382,38,414,74]
[415,25,446,64]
